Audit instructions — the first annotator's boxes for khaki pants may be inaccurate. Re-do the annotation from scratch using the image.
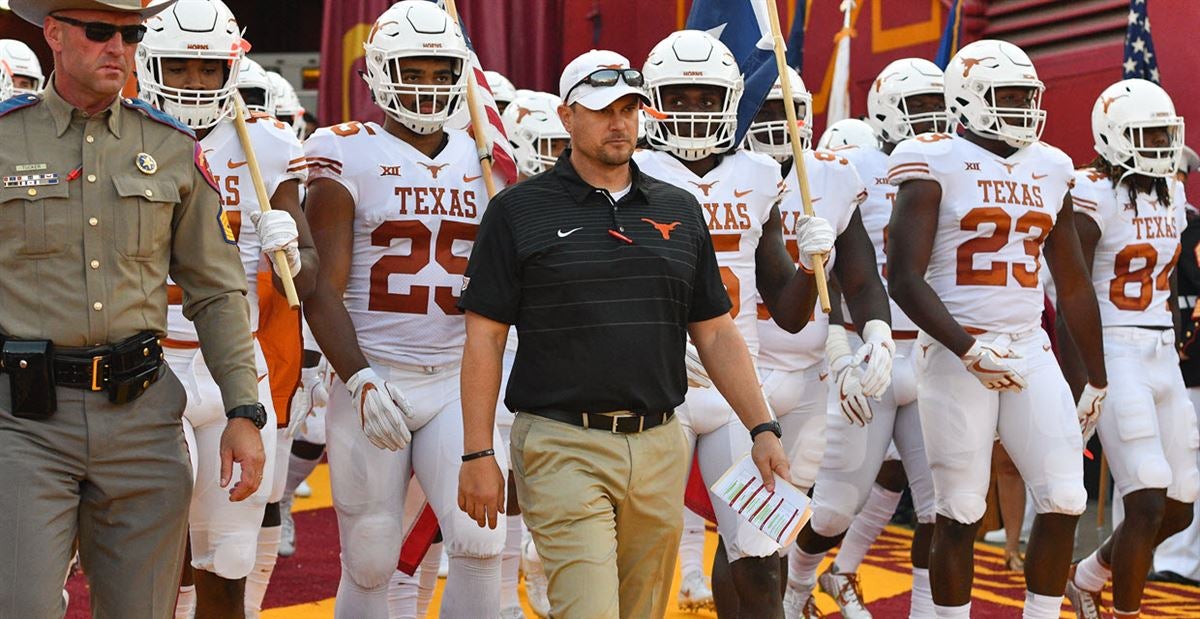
[511,412,689,619]
[0,367,192,619]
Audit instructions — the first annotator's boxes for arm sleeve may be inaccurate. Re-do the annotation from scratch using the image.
[170,147,258,411]
[688,205,734,323]
[303,129,356,203]
[1070,170,1107,234]
[458,194,521,324]
[887,136,940,186]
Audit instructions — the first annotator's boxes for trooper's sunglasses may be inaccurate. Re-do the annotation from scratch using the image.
[51,15,147,44]
[566,68,644,100]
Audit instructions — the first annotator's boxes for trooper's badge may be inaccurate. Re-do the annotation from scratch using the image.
[136,152,158,175]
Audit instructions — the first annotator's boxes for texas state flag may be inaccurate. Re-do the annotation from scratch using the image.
[686,0,781,145]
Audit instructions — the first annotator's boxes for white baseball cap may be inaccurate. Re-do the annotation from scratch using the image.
[559,49,649,111]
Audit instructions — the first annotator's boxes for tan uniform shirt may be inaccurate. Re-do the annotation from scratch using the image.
[0,83,258,409]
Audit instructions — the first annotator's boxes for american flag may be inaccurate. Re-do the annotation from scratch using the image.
[432,0,518,187]
[1123,0,1160,83]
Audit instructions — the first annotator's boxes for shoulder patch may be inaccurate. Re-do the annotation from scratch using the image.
[0,94,41,118]
[121,97,197,140]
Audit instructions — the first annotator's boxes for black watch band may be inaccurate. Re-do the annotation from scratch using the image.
[750,420,782,441]
[227,403,268,430]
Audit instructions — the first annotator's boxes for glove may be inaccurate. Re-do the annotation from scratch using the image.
[1076,383,1106,443]
[684,341,712,389]
[852,320,895,398]
[794,214,835,272]
[961,340,1027,392]
[285,359,330,440]
[251,210,302,277]
[828,325,872,426]
[345,367,414,451]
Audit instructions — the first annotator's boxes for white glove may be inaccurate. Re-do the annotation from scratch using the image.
[1076,383,1106,443]
[852,320,895,398]
[684,340,712,389]
[345,367,414,451]
[285,359,330,440]
[794,215,835,272]
[251,210,302,277]
[827,325,872,426]
[961,340,1027,392]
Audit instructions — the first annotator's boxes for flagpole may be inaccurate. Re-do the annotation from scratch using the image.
[442,0,499,199]
[231,92,300,309]
[764,0,831,313]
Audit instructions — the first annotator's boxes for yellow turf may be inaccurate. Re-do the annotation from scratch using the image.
[265,465,1088,618]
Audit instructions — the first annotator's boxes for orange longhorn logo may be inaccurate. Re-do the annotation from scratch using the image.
[419,162,451,179]
[997,161,1018,174]
[1101,94,1129,114]
[689,180,719,196]
[515,106,534,123]
[960,57,996,78]
[642,218,681,240]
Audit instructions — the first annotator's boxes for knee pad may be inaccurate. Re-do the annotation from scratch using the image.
[938,492,986,525]
[809,480,861,537]
[1033,482,1087,516]
[209,536,258,580]
[1172,467,1200,504]
[809,505,855,539]
[341,514,404,589]
[1133,457,1173,493]
[442,514,506,559]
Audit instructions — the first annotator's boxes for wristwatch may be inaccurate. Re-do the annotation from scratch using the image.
[750,420,782,441]
[227,403,268,430]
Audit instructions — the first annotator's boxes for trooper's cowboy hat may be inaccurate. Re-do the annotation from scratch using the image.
[8,0,177,25]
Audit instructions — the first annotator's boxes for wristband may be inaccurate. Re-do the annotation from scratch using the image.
[461,448,495,462]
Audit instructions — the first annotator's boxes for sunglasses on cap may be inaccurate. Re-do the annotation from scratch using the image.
[51,15,147,44]
[566,68,644,101]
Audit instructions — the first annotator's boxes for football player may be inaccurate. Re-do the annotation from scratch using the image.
[0,39,44,95]
[634,30,884,617]
[267,71,306,141]
[0,61,11,102]
[483,69,516,114]
[302,2,506,617]
[887,39,1108,619]
[502,91,569,180]
[780,59,950,619]
[742,68,895,619]
[137,1,316,617]
[1064,78,1198,619]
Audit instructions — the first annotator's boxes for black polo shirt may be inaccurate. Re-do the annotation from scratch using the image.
[459,150,731,415]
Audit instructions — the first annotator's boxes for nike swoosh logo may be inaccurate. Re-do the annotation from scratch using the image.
[257,373,268,383]
[557,227,583,238]
[734,189,753,198]
[228,159,249,169]
[818,372,829,382]
[967,359,1008,376]
[463,174,483,183]
[1031,173,1048,180]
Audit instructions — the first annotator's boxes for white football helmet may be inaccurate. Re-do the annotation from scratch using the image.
[867,58,950,143]
[944,39,1045,148]
[0,62,12,101]
[483,70,516,106]
[818,118,879,151]
[1092,79,1184,179]
[643,30,743,160]
[363,0,470,134]
[502,91,569,177]
[267,71,306,139]
[137,0,243,130]
[0,39,43,94]
[237,58,275,115]
[746,65,812,161]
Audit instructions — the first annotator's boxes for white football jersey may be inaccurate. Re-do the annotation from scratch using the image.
[167,115,307,341]
[838,144,917,332]
[757,150,867,372]
[887,133,1073,334]
[1073,167,1184,328]
[634,149,778,359]
[305,123,493,367]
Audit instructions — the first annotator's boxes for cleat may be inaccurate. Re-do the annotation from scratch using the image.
[295,480,312,498]
[521,538,550,618]
[677,570,715,612]
[499,605,526,619]
[278,495,296,558]
[1064,564,1104,619]
[818,565,871,618]
[784,586,824,619]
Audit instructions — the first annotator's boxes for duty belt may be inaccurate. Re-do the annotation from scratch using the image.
[0,332,163,392]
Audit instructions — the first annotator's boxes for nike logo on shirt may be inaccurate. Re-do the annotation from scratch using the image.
[557,227,583,238]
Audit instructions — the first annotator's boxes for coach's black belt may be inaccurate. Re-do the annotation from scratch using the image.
[530,409,674,433]
[0,331,162,400]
